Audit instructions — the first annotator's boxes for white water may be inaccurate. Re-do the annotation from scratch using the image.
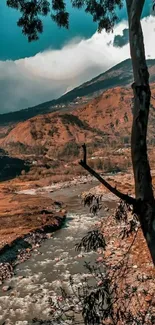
[0,182,116,324]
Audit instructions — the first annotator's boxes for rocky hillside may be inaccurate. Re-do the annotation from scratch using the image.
[1,84,155,183]
[1,58,155,125]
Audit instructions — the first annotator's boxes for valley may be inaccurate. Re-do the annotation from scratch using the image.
[1,84,155,186]
[1,58,155,250]
[0,57,155,323]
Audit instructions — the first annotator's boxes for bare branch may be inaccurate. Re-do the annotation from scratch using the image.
[79,145,135,206]
[82,143,87,164]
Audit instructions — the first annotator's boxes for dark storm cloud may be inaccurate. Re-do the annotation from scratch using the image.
[113,28,129,48]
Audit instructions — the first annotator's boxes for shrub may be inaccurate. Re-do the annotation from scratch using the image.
[51,160,60,169]
[48,127,58,137]
[58,142,80,158]
[95,158,103,170]
[124,112,128,122]
[104,159,121,173]
[116,119,119,126]
[61,114,89,129]
[123,136,130,144]
[30,129,38,140]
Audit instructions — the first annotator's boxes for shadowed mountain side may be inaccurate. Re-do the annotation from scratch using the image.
[0,154,30,181]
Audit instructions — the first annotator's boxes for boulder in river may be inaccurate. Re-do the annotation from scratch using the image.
[2,285,12,292]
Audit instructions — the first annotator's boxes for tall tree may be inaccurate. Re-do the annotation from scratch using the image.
[7,0,155,264]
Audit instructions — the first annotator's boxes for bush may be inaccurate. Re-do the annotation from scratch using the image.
[30,129,38,140]
[48,127,58,137]
[88,158,103,170]
[115,119,119,126]
[30,124,44,140]
[51,160,60,169]
[61,114,89,129]
[95,158,103,170]
[104,159,121,173]
[123,136,130,144]
[124,112,128,122]
[58,142,80,158]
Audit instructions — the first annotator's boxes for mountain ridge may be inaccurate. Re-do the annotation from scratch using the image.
[1,58,155,125]
[1,84,155,183]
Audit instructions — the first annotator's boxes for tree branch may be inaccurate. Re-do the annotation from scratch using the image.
[79,144,135,206]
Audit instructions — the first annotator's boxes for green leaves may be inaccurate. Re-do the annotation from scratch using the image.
[7,0,50,41]
[6,0,123,41]
[51,0,69,28]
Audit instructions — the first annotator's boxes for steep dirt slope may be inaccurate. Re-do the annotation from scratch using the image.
[0,112,102,157]
[1,84,155,154]
[1,84,155,186]
[74,85,155,143]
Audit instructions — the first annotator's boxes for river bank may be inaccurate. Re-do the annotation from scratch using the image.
[0,184,67,285]
[0,172,130,285]
[0,215,66,285]
[0,175,155,324]
[0,174,97,246]
[0,176,97,285]
[0,180,112,324]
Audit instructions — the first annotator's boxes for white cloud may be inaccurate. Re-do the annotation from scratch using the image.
[0,16,155,114]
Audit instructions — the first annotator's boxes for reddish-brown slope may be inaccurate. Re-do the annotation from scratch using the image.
[0,113,94,150]
[74,85,155,140]
[1,84,155,159]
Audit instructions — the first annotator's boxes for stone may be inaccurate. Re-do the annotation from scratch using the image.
[104,250,112,258]
[96,256,104,263]
[57,295,63,301]
[97,248,103,254]
[61,209,67,214]
[2,285,11,292]
[10,290,18,296]
[18,276,24,280]
[77,254,84,258]
[145,294,152,303]
[26,248,31,253]
[55,257,60,262]
[65,310,74,318]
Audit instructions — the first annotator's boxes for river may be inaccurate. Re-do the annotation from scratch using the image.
[0,181,117,325]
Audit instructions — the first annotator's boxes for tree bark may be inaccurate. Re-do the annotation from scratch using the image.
[126,0,155,264]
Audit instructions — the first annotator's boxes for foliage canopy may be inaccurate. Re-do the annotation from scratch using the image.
[7,0,123,41]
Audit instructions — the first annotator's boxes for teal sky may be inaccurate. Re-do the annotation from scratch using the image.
[0,0,153,114]
[0,0,151,60]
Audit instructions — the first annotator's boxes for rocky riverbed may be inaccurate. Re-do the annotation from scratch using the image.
[0,216,66,284]
[0,176,98,287]
[0,180,116,324]
[0,176,154,324]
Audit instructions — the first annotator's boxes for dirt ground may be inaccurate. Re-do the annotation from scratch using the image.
[0,182,66,249]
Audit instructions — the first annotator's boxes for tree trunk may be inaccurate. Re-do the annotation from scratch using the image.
[126,0,155,264]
